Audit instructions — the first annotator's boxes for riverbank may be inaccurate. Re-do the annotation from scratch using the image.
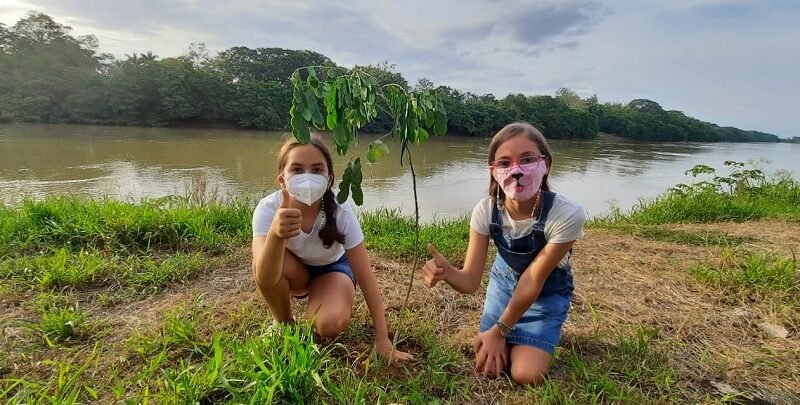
[1,173,798,403]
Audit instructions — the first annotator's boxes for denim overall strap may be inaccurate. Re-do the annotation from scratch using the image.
[489,191,573,295]
[532,191,557,238]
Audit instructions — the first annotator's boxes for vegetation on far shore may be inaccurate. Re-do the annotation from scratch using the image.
[0,12,785,143]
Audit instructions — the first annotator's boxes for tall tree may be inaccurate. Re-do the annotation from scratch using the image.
[0,12,107,122]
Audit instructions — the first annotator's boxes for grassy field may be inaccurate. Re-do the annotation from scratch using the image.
[1,164,799,404]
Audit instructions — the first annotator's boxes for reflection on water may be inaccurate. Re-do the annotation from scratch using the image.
[1,123,798,221]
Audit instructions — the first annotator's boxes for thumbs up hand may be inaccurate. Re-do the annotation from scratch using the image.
[421,243,454,288]
[270,188,302,240]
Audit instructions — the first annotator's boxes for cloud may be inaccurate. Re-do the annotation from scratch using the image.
[507,1,605,45]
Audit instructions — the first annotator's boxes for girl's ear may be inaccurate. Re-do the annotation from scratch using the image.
[277,174,286,189]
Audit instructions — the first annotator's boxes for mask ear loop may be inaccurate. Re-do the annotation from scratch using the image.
[493,169,503,210]
[319,175,334,230]
[319,197,326,229]
[531,162,548,221]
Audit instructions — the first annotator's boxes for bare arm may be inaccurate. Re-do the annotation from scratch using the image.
[252,189,301,288]
[346,242,390,339]
[251,234,286,288]
[498,241,575,328]
[346,242,413,361]
[422,228,490,294]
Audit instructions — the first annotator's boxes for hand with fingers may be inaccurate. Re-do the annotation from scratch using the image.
[421,243,454,288]
[474,327,508,378]
[270,189,302,240]
[376,338,415,363]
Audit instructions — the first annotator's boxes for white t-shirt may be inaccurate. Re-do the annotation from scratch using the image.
[252,190,365,266]
[470,193,587,243]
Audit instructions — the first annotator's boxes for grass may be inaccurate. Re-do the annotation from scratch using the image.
[360,208,471,261]
[532,327,678,404]
[1,165,799,404]
[1,349,99,404]
[588,223,756,247]
[0,196,252,255]
[593,167,800,225]
[690,249,799,310]
[0,197,242,300]
[0,248,207,295]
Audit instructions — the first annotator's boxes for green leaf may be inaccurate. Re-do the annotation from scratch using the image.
[376,140,389,155]
[333,123,349,147]
[337,165,352,203]
[342,81,353,107]
[351,184,363,206]
[84,385,99,400]
[326,111,338,130]
[434,111,447,136]
[312,109,325,128]
[291,115,310,143]
[307,67,319,88]
[425,112,435,128]
[349,128,359,147]
[304,89,318,111]
[407,113,419,136]
[351,158,362,185]
[336,181,350,203]
[324,84,337,111]
[301,106,312,121]
[363,75,378,87]
[366,140,388,163]
[415,127,429,144]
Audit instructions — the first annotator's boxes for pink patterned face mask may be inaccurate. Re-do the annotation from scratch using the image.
[492,161,548,202]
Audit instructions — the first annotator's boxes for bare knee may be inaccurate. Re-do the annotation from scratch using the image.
[314,313,351,337]
[510,363,548,386]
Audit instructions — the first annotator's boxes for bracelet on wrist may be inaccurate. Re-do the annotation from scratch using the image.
[495,318,514,338]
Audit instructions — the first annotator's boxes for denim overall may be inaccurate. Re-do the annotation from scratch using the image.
[478,191,574,354]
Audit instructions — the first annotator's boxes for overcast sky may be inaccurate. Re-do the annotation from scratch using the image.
[2,0,797,137]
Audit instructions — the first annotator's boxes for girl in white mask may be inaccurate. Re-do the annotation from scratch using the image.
[251,135,412,363]
[421,122,587,385]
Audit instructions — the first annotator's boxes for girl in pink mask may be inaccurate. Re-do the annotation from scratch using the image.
[421,122,587,385]
[251,135,412,363]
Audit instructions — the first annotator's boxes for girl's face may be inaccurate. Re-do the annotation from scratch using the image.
[278,144,330,186]
[491,135,548,201]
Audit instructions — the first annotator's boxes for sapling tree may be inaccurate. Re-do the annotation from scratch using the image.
[288,66,447,307]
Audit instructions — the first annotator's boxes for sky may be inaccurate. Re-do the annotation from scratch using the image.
[1,0,798,137]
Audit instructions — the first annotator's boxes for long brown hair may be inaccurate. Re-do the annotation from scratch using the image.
[277,135,345,248]
[488,122,553,203]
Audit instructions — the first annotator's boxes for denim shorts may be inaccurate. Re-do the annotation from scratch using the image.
[479,255,572,355]
[293,254,356,299]
[306,254,356,286]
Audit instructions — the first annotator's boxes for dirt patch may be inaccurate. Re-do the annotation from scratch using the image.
[665,219,800,254]
[570,227,799,401]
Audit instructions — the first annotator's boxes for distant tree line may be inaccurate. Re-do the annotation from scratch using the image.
[0,12,781,142]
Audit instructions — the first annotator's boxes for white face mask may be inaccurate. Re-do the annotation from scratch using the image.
[285,173,329,206]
